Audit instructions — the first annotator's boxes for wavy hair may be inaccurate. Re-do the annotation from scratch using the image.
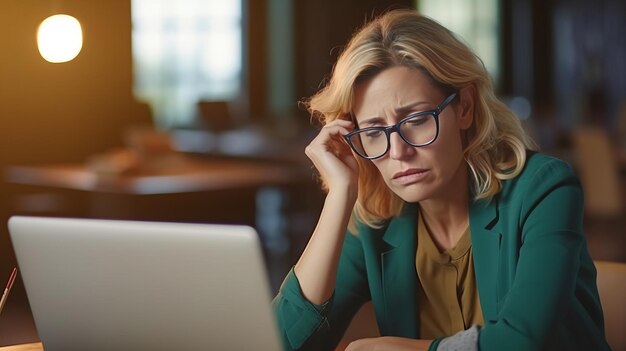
[305,9,537,229]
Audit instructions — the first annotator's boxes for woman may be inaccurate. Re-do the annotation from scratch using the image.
[272,9,610,351]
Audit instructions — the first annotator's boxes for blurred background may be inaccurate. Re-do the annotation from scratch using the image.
[1,0,625,346]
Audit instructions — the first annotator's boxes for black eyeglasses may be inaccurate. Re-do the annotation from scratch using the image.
[343,92,457,160]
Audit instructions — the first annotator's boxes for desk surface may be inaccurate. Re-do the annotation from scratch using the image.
[0,341,350,351]
[4,155,302,195]
[0,343,42,351]
[0,340,348,351]
[0,340,357,350]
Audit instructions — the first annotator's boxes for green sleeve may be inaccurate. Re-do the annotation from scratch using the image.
[272,229,371,350]
[428,337,443,350]
[479,160,605,350]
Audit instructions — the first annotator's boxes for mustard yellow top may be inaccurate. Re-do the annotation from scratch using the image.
[415,211,483,339]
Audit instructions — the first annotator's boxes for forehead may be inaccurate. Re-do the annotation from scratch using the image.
[352,66,440,120]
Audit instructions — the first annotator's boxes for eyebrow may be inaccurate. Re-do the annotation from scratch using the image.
[358,100,432,125]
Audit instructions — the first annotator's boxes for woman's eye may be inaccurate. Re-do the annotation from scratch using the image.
[364,129,384,138]
[405,117,429,127]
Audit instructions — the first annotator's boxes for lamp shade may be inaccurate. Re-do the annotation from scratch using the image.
[37,14,83,63]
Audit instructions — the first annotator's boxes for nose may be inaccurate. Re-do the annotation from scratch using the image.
[388,131,414,160]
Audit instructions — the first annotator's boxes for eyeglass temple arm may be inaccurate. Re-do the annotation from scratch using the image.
[436,92,458,113]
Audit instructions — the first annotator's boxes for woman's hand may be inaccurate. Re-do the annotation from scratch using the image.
[345,336,432,351]
[305,119,359,196]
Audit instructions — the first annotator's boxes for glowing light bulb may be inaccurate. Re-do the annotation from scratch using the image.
[37,14,83,63]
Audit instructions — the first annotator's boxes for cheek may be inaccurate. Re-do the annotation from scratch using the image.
[370,160,394,185]
[429,129,466,174]
[442,132,464,156]
[437,120,465,154]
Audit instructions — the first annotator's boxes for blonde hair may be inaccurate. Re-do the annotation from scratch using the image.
[305,9,537,229]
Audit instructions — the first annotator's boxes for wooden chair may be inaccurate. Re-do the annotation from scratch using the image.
[571,127,623,218]
[571,127,626,262]
[595,260,626,351]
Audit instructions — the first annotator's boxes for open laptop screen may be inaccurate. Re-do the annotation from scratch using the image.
[9,216,283,351]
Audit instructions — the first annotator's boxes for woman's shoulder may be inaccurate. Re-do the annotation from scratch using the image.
[499,151,580,202]
[494,152,583,225]
[514,151,578,185]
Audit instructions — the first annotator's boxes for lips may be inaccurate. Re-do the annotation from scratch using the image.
[392,168,429,185]
[393,168,428,179]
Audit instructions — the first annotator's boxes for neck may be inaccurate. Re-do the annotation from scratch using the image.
[419,163,470,251]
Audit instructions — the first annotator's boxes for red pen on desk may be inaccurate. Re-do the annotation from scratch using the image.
[0,267,17,316]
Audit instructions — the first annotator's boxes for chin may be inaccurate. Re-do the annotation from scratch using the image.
[391,185,433,203]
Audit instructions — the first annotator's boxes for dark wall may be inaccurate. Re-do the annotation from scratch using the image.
[294,0,415,105]
[551,0,626,131]
[500,0,626,139]
[0,0,139,165]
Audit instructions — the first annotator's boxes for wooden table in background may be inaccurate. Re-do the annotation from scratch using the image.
[4,155,300,195]
[3,153,309,224]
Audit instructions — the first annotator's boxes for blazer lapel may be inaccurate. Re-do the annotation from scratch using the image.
[379,203,419,338]
[469,196,501,322]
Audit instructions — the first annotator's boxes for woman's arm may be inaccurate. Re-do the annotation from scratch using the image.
[294,188,356,303]
[295,118,359,304]
[273,226,371,350]
[344,336,433,351]
[478,159,606,350]
[273,119,370,350]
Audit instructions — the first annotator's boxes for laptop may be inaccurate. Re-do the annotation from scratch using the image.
[8,216,284,351]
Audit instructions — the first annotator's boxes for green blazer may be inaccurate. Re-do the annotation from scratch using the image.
[273,153,610,351]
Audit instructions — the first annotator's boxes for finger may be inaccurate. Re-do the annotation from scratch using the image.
[320,123,352,134]
[344,339,365,351]
[322,118,355,130]
[310,126,353,147]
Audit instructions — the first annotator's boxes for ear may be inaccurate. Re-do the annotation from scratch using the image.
[457,85,475,130]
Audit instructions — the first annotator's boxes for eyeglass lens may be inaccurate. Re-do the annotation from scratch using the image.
[350,113,437,158]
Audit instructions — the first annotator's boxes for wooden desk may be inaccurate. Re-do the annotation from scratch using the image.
[4,155,299,195]
[0,343,42,351]
[3,153,311,239]
[3,151,318,256]
[0,340,350,351]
